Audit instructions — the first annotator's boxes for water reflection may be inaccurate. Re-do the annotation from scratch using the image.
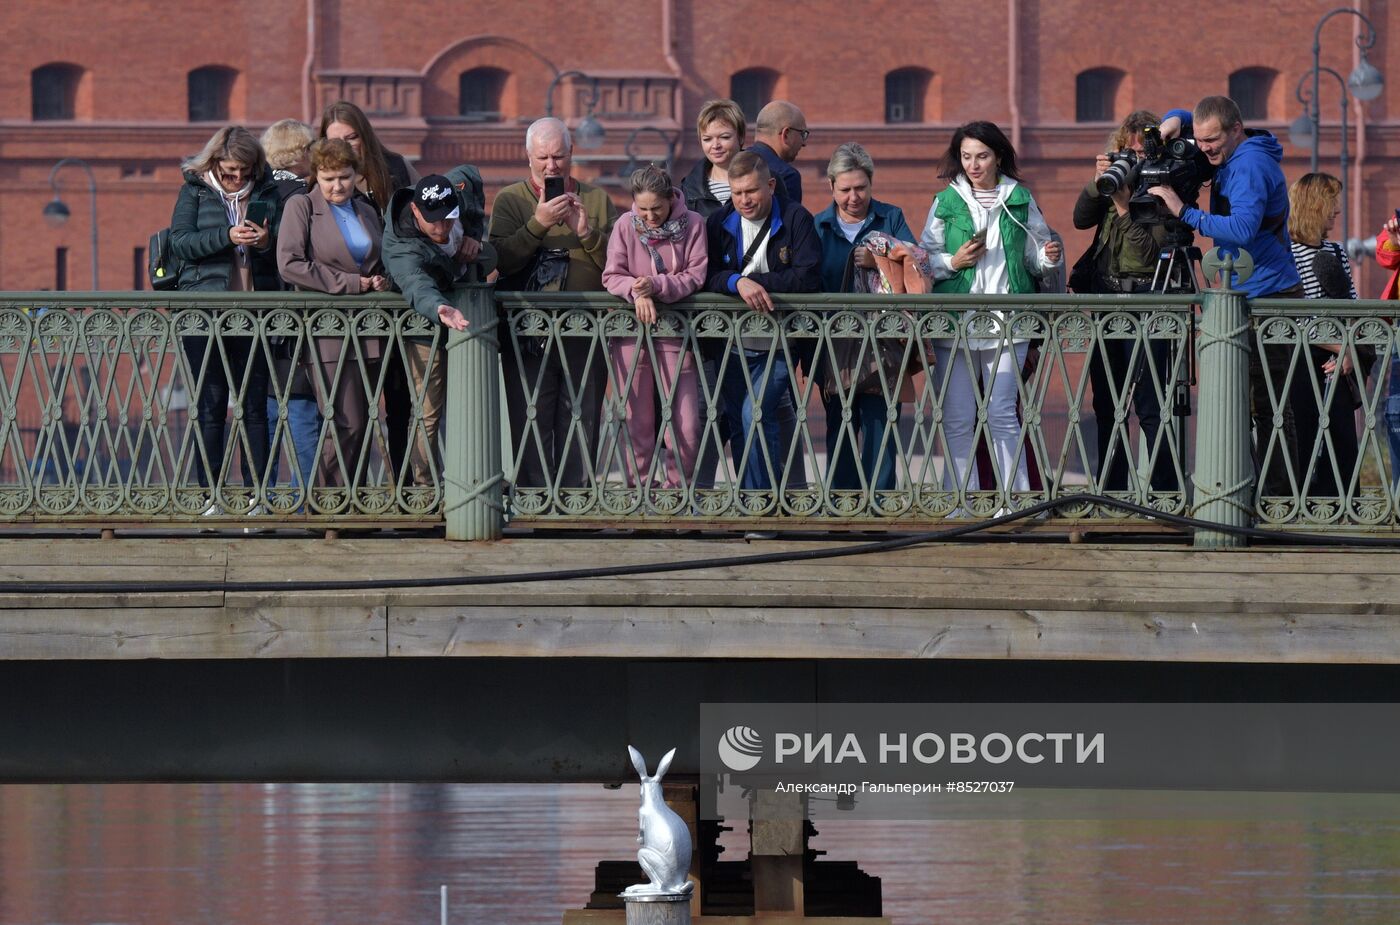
[2,784,1399,924]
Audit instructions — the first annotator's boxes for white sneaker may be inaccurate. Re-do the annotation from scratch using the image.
[243,501,268,535]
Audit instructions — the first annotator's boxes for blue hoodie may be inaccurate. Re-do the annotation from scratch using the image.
[1180,131,1300,298]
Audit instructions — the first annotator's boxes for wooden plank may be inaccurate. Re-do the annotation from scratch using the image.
[388,604,1400,664]
[353,575,1398,614]
[0,539,229,567]
[0,603,385,658]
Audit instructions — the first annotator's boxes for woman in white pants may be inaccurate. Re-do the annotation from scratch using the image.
[920,121,1061,497]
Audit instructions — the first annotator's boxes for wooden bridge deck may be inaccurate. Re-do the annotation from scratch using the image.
[0,534,1396,663]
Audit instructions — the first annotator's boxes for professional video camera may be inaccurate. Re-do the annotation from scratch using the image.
[1094,125,1215,227]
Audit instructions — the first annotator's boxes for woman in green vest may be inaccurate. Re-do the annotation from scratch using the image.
[919,121,1062,501]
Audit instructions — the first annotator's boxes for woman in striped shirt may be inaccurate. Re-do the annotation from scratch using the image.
[1287,172,1366,500]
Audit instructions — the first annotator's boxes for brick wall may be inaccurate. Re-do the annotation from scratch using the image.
[2,0,1397,294]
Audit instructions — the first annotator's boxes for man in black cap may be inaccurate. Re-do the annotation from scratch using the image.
[383,167,494,486]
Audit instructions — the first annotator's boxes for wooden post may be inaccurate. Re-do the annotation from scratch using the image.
[750,789,805,915]
[621,896,691,924]
[662,782,702,915]
[444,282,504,540]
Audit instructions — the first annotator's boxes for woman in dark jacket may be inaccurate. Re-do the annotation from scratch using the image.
[680,98,746,221]
[318,100,419,480]
[318,100,419,213]
[169,125,282,508]
[680,99,749,489]
[813,143,914,492]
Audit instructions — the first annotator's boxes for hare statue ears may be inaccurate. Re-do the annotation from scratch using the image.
[623,745,695,898]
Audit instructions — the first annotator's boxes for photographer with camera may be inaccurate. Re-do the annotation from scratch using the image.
[1149,95,1302,498]
[1071,110,1178,493]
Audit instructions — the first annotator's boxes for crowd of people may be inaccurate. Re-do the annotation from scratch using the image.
[160,93,1396,508]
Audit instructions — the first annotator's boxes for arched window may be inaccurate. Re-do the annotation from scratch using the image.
[1229,67,1278,122]
[459,67,508,121]
[32,63,83,121]
[885,67,932,123]
[730,68,779,123]
[188,66,237,122]
[1075,67,1124,123]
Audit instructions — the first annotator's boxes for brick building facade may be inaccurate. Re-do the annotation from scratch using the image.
[3,0,1398,294]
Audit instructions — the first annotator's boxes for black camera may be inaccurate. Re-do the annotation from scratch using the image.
[1095,151,1139,197]
[1095,125,1214,226]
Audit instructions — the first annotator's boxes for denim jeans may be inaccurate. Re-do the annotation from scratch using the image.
[1387,358,1400,485]
[183,334,269,489]
[267,396,322,488]
[720,350,792,491]
[824,391,900,491]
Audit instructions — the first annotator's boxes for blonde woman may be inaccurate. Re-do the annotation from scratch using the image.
[1288,172,1364,497]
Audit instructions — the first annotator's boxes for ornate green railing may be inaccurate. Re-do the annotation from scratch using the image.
[0,293,446,527]
[5,289,1400,544]
[498,291,1197,526]
[1248,298,1398,528]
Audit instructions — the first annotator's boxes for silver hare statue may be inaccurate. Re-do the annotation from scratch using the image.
[622,745,694,896]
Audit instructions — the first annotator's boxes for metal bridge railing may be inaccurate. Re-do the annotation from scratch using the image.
[497,291,1197,527]
[4,288,1399,545]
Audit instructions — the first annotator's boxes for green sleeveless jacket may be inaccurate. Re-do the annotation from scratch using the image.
[931,183,1034,295]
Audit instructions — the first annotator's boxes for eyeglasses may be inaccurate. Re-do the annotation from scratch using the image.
[786,127,811,142]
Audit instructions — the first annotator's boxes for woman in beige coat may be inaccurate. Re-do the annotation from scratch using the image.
[276,138,389,492]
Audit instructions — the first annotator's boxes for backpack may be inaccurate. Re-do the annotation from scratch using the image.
[148,227,182,290]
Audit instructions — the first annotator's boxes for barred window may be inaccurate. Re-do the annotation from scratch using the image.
[730,68,778,123]
[188,66,236,122]
[1075,68,1123,123]
[459,67,508,121]
[32,63,82,121]
[885,68,932,124]
[1229,67,1277,122]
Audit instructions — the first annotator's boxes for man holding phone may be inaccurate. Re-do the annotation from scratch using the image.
[489,117,618,491]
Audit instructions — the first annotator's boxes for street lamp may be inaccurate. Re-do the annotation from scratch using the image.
[620,126,678,178]
[544,69,605,151]
[1309,7,1384,172]
[1294,68,1354,244]
[42,157,99,290]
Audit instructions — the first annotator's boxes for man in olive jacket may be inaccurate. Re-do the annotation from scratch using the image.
[489,117,617,491]
[382,167,493,487]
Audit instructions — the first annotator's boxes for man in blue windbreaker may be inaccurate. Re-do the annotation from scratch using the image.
[1150,95,1301,497]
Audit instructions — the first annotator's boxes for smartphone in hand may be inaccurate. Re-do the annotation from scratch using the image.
[244,199,271,227]
[968,227,988,247]
[544,176,566,202]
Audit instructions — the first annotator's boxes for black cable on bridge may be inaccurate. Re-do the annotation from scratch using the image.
[4,493,1400,596]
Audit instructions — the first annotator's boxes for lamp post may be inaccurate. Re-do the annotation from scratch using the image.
[621,126,678,178]
[544,69,605,150]
[1292,67,1353,244]
[1309,7,1383,173]
[42,157,99,290]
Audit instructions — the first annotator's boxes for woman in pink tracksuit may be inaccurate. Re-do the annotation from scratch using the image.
[603,165,708,488]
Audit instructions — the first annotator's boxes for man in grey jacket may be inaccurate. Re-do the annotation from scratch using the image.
[382,168,494,486]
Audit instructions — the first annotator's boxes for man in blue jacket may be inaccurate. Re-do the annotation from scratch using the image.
[1149,95,1301,496]
[705,150,820,495]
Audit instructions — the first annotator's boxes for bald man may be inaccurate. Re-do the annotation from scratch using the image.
[749,100,808,205]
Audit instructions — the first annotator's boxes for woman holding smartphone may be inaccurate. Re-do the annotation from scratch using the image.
[318,101,419,482]
[277,138,390,491]
[169,125,284,511]
[919,121,1061,502]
